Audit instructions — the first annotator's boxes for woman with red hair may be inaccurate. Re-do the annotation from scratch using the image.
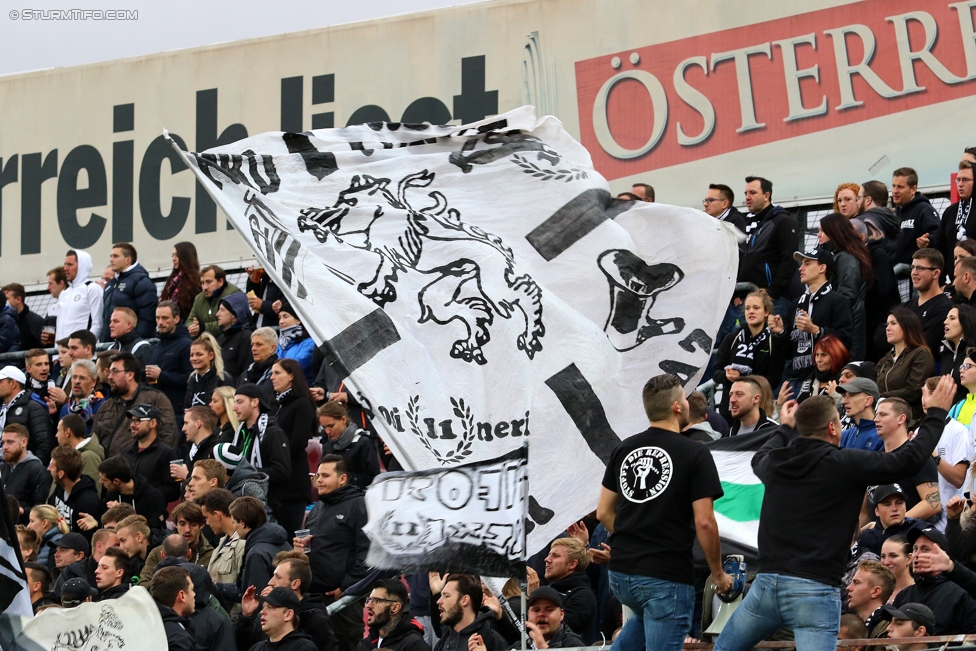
[833,183,860,219]
[776,334,850,412]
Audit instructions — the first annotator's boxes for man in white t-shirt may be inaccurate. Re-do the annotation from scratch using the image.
[922,378,973,531]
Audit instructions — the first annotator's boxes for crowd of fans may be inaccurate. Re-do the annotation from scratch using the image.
[5,156,976,651]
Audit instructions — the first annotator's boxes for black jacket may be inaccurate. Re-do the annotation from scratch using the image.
[248,629,318,651]
[775,286,854,379]
[751,408,948,586]
[229,417,291,508]
[102,263,158,340]
[893,573,976,635]
[246,275,284,329]
[321,426,380,489]
[4,389,54,466]
[14,305,44,350]
[940,199,976,271]
[53,555,98,598]
[49,475,105,544]
[865,239,900,360]
[108,331,153,365]
[0,306,21,354]
[941,338,972,403]
[721,206,747,234]
[894,193,941,266]
[307,485,370,594]
[820,242,867,361]
[238,355,279,407]
[185,367,229,410]
[217,522,291,603]
[163,558,236,651]
[548,570,598,643]
[357,614,429,651]
[433,609,508,651]
[144,325,193,413]
[98,582,130,601]
[1,453,50,520]
[737,205,800,299]
[727,409,778,438]
[219,325,254,384]
[103,474,168,533]
[241,594,339,651]
[122,437,181,503]
[157,603,197,651]
[273,390,316,502]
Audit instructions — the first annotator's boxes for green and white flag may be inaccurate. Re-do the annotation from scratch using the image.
[706,429,777,553]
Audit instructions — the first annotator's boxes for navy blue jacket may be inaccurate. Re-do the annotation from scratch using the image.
[101,263,158,340]
[144,325,193,415]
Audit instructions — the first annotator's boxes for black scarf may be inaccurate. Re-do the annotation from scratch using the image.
[791,283,832,372]
[729,327,770,375]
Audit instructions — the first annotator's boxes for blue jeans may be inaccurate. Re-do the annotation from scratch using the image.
[713,573,840,651]
[608,571,694,651]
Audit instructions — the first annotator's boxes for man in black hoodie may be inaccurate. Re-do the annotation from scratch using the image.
[98,455,168,534]
[48,445,104,543]
[893,167,941,267]
[229,383,291,514]
[737,176,800,314]
[713,374,957,651]
[300,455,370,651]
[215,495,290,605]
[149,565,198,651]
[938,161,976,273]
[358,578,429,651]
[433,574,508,651]
[143,301,193,426]
[154,555,236,651]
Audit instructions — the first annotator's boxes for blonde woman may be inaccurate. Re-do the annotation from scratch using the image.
[27,505,68,568]
[210,385,240,442]
[185,332,229,410]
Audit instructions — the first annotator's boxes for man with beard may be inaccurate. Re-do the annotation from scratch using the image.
[122,404,181,503]
[433,574,507,651]
[0,366,53,465]
[58,360,106,433]
[142,301,192,426]
[358,578,428,651]
[597,374,731,651]
[48,445,104,541]
[726,377,777,437]
[91,352,176,457]
[1,424,50,523]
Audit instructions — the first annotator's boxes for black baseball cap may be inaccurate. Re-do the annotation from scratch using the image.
[54,532,90,555]
[842,361,877,382]
[793,248,837,272]
[127,403,164,424]
[258,586,301,612]
[907,525,949,550]
[235,383,270,412]
[61,577,97,606]
[527,587,563,608]
[886,602,935,632]
[872,484,907,505]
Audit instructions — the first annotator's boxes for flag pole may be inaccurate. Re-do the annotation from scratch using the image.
[520,442,529,651]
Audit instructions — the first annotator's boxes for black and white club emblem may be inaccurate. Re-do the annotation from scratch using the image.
[618,446,672,503]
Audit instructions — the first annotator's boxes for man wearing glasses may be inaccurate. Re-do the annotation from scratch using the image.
[91,352,177,457]
[358,579,429,651]
[899,249,954,356]
[703,184,746,234]
[937,161,976,270]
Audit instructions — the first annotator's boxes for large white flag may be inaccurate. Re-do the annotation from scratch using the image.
[171,106,739,551]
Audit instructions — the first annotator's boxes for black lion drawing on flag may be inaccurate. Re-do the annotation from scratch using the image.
[297,170,545,365]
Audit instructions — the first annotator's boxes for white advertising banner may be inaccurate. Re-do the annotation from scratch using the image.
[0,0,973,284]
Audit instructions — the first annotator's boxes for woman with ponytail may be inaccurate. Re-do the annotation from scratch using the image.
[27,505,67,569]
[184,332,230,410]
